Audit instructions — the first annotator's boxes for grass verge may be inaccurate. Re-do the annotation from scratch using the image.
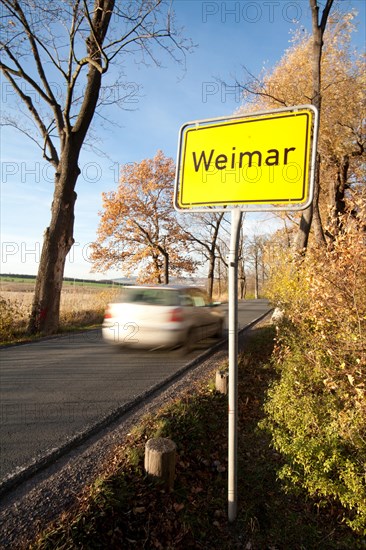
[30,326,364,549]
[0,287,118,345]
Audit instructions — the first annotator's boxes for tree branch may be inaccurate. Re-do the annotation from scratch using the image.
[2,68,59,166]
[320,0,334,33]
[7,0,64,134]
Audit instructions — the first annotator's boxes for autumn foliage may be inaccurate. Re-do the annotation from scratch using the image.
[91,151,195,283]
[238,10,365,246]
[263,198,366,532]
[236,7,366,533]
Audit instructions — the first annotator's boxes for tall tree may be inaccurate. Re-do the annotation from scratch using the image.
[181,212,226,299]
[244,235,268,299]
[237,2,365,250]
[0,0,190,334]
[295,0,333,251]
[91,151,196,283]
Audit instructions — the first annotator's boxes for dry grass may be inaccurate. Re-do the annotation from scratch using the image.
[0,281,119,343]
[31,326,363,550]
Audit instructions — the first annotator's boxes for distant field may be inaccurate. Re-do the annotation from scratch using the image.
[0,276,36,289]
[0,276,121,342]
[0,276,36,283]
[0,275,121,293]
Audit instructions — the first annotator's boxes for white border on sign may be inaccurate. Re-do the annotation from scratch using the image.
[174,104,319,213]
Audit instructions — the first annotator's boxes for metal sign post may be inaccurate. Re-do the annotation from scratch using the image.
[228,208,242,522]
[174,105,318,524]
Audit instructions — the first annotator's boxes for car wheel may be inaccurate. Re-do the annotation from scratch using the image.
[175,327,196,357]
[213,320,224,339]
[110,343,125,353]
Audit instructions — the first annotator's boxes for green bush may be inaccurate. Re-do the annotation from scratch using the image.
[261,333,366,533]
[261,218,366,534]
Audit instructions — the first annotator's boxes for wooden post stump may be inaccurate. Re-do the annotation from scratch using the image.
[216,370,229,394]
[144,437,176,492]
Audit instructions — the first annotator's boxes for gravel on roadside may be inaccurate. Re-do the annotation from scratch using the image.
[0,318,271,549]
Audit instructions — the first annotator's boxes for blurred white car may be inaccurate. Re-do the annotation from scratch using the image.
[102,284,225,352]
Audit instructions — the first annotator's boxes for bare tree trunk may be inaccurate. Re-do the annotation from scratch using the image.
[238,259,246,299]
[327,154,349,238]
[26,3,112,334]
[2,0,185,335]
[239,276,246,300]
[254,256,259,300]
[163,251,169,284]
[208,213,225,300]
[28,142,80,334]
[295,0,333,251]
[217,259,221,297]
[156,245,170,284]
[295,203,313,251]
[207,253,215,299]
[312,154,326,245]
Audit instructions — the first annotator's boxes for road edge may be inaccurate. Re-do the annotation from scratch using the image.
[0,309,272,499]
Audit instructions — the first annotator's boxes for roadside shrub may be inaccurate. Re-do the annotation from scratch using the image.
[0,295,25,342]
[262,215,366,534]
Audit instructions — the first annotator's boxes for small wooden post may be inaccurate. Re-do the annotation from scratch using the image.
[216,370,229,395]
[144,437,176,491]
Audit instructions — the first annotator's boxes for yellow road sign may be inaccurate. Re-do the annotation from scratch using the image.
[174,105,318,211]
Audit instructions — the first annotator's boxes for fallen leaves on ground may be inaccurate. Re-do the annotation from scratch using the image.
[31,326,363,550]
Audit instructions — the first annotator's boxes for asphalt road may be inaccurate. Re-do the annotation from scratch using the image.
[0,299,271,486]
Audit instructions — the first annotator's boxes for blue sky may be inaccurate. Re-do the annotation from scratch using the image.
[1,0,365,279]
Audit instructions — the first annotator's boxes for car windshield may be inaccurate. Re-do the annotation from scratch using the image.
[116,288,179,306]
